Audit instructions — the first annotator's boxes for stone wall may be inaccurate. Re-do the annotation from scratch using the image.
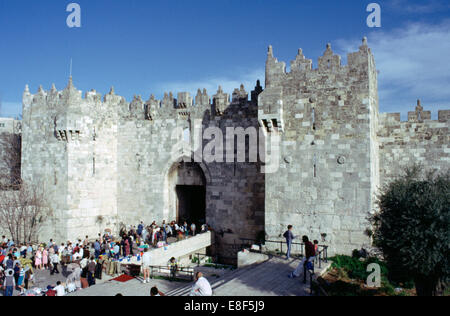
[379,102,450,185]
[0,118,21,134]
[260,39,379,255]
[115,86,265,257]
[18,38,450,258]
[21,79,265,256]
[21,82,120,242]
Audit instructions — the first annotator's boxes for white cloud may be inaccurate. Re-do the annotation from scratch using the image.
[336,21,450,118]
[388,0,450,14]
[154,68,265,99]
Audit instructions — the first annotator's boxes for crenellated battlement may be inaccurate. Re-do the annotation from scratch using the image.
[23,77,263,125]
[259,38,379,134]
[265,38,376,90]
[380,100,450,125]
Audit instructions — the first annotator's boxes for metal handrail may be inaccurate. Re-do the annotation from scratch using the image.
[194,253,236,270]
[149,265,195,281]
[239,238,328,268]
[194,253,208,267]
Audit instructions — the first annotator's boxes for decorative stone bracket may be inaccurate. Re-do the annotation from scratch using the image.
[54,114,83,142]
[258,86,284,133]
[55,129,81,142]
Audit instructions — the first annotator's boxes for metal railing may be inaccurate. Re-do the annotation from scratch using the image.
[239,238,328,268]
[194,253,208,267]
[194,253,236,270]
[149,265,195,281]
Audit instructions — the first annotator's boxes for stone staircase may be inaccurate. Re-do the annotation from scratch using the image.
[165,263,258,296]
[165,256,330,296]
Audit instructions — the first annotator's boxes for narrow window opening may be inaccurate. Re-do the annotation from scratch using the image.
[313,154,317,178]
[312,108,316,130]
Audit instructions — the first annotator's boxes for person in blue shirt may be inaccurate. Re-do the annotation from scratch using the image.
[137,222,144,237]
[13,262,21,288]
[13,248,20,259]
[93,240,101,259]
[27,245,34,260]
[5,254,14,269]
[283,225,295,259]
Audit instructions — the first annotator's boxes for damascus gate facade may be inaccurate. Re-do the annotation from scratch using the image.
[18,38,450,258]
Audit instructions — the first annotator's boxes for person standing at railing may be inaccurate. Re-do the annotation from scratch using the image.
[168,257,178,279]
[288,235,316,283]
[313,240,319,263]
[283,225,295,260]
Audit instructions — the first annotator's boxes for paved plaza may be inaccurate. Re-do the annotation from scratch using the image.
[68,256,330,296]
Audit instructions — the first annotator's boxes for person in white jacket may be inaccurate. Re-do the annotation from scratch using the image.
[50,253,60,275]
[54,281,65,296]
[190,272,212,296]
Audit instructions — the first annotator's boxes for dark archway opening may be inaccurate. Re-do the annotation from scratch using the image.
[176,185,206,226]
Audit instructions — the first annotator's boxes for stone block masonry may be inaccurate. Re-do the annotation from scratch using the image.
[21,78,265,258]
[18,37,449,258]
[259,38,448,255]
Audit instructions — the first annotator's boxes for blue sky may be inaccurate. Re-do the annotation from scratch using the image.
[0,0,449,118]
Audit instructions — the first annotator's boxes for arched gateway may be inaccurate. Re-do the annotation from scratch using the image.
[167,161,207,226]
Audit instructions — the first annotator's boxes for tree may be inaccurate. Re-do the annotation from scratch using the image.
[0,181,52,244]
[370,166,449,296]
[0,132,22,188]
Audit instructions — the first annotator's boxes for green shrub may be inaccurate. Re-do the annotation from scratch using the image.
[351,249,361,259]
[330,255,366,280]
[191,257,199,264]
[329,254,415,295]
[371,166,450,296]
[330,255,389,282]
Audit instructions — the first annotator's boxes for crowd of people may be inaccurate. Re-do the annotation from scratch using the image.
[1,222,320,296]
[0,219,211,296]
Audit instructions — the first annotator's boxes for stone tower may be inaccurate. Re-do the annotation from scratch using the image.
[21,78,121,242]
[259,38,380,254]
